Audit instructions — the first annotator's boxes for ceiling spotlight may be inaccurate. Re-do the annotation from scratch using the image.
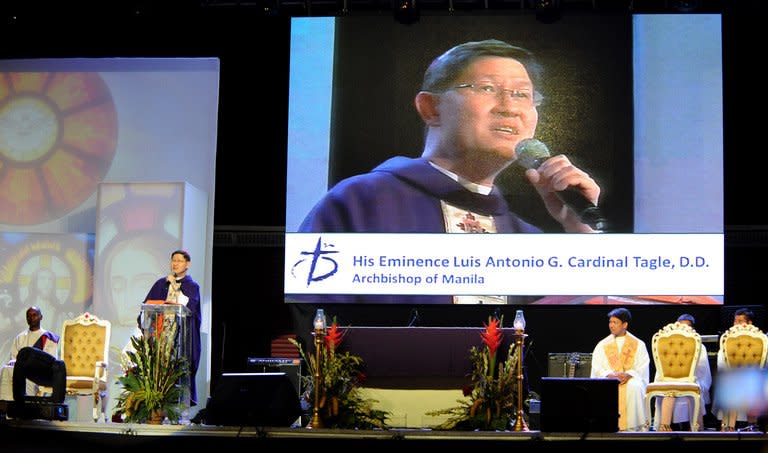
[533,0,561,23]
[673,0,701,12]
[394,0,420,24]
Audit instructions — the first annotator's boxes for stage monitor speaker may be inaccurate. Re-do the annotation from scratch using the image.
[246,357,301,397]
[205,372,301,427]
[547,352,592,378]
[540,377,618,433]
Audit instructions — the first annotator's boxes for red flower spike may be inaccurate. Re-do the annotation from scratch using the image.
[480,317,503,359]
[324,322,345,351]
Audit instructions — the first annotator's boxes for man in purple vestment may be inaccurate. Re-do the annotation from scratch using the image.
[141,249,202,405]
[296,39,603,304]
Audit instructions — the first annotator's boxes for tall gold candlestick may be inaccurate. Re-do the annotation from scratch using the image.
[310,328,324,429]
[512,330,529,432]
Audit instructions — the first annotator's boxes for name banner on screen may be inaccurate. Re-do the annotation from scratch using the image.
[285,233,723,296]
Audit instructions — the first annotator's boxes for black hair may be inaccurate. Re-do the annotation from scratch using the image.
[171,249,191,262]
[734,308,755,323]
[607,307,631,324]
[677,313,695,326]
[421,39,543,100]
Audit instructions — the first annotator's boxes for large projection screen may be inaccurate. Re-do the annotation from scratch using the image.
[284,14,723,306]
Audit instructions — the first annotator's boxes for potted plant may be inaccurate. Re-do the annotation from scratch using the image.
[113,325,189,424]
[426,316,522,430]
[290,321,389,429]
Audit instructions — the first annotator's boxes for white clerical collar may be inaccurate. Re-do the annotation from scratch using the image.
[429,161,492,195]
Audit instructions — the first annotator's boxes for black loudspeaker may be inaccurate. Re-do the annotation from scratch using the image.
[205,372,302,427]
[246,357,301,397]
[547,352,592,378]
[540,377,618,433]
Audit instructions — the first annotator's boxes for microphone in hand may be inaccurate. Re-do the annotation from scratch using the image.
[167,273,177,284]
[515,138,608,231]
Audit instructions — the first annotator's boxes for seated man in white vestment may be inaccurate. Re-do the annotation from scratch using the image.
[591,307,650,431]
[7,306,60,398]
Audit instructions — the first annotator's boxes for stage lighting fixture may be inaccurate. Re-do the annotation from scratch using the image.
[394,0,420,24]
[533,0,561,23]
[673,0,700,12]
[259,0,280,15]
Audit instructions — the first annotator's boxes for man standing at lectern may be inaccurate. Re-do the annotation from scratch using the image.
[590,307,650,431]
[142,249,202,406]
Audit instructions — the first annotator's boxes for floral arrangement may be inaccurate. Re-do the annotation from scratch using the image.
[290,321,389,429]
[426,317,522,430]
[113,323,189,424]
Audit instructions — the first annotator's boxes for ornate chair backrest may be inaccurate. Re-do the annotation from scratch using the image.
[720,323,768,368]
[60,312,111,389]
[652,322,701,381]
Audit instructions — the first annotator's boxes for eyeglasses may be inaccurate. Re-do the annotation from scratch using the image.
[448,83,542,107]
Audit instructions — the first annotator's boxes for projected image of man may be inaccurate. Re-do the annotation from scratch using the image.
[297,39,603,304]
[299,39,603,237]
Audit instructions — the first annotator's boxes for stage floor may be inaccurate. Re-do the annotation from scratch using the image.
[2,418,767,452]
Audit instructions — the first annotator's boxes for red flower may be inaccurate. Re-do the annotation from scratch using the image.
[480,317,503,359]
[462,384,473,397]
[324,322,345,351]
[357,372,368,385]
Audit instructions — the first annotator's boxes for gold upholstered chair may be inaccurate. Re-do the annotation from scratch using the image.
[645,322,703,431]
[717,323,768,430]
[720,323,768,369]
[60,312,111,422]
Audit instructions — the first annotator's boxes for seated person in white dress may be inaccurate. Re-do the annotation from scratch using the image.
[715,307,761,431]
[653,313,712,431]
[9,306,60,397]
[591,307,650,431]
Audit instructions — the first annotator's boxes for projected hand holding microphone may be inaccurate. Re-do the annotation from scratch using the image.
[515,138,608,232]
